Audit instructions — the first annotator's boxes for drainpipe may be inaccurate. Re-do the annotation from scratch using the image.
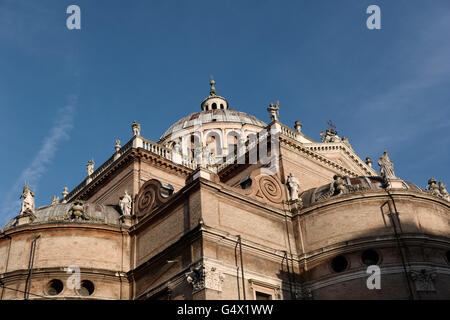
[384,189,415,300]
[24,235,40,300]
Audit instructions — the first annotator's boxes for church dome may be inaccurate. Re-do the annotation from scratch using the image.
[159,109,267,141]
[159,79,267,142]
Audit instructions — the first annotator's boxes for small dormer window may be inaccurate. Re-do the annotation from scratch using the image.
[212,103,217,110]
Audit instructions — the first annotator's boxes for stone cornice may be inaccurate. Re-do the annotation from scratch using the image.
[67,146,193,202]
[0,222,127,238]
[295,188,450,218]
[304,142,378,176]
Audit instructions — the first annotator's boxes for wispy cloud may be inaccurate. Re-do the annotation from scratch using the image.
[355,11,450,154]
[0,95,76,225]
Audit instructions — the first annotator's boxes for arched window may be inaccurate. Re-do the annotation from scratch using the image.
[220,104,224,109]
[212,103,217,110]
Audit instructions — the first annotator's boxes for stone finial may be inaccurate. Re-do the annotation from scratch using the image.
[365,157,373,167]
[294,121,302,133]
[378,151,396,180]
[286,173,300,201]
[132,120,141,136]
[209,78,216,96]
[267,101,279,121]
[115,139,121,152]
[51,195,59,205]
[119,190,132,217]
[19,183,35,215]
[61,187,68,203]
[86,159,95,176]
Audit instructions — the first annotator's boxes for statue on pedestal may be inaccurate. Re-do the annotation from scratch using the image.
[267,101,279,121]
[378,151,396,180]
[286,173,300,201]
[86,159,95,176]
[132,121,141,136]
[20,184,35,215]
[119,190,132,216]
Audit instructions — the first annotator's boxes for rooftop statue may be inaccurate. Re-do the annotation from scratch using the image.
[86,159,95,176]
[119,190,132,217]
[19,183,35,215]
[267,101,280,121]
[132,120,141,136]
[378,151,396,180]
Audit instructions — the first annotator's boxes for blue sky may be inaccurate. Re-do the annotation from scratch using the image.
[1,0,449,225]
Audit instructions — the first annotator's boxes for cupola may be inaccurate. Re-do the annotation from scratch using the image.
[200,79,229,111]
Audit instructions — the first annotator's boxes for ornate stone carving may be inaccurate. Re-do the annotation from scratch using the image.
[135,179,173,219]
[426,178,441,197]
[119,190,132,216]
[185,263,205,293]
[204,266,225,292]
[64,200,89,221]
[316,175,370,203]
[438,181,450,201]
[286,173,300,201]
[232,169,285,205]
[425,178,450,201]
[267,101,279,121]
[410,269,437,292]
[258,174,284,204]
[131,120,141,136]
[320,120,341,143]
[378,151,396,180]
[185,263,225,293]
[19,184,35,215]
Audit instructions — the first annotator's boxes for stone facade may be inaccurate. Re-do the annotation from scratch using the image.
[1,84,449,300]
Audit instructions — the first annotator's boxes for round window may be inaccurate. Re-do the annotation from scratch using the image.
[77,280,95,296]
[46,279,63,296]
[362,249,380,266]
[331,255,349,273]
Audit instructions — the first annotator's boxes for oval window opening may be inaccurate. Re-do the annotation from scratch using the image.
[362,249,380,266]
[46,279,63,296]
[331,255,348,273]
[77,280,95,296]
